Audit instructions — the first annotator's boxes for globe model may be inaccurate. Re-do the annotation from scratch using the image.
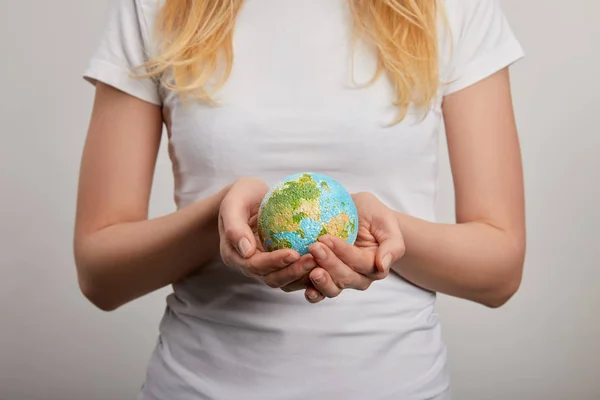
[257,173,359,256]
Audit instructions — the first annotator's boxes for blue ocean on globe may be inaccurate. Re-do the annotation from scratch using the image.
[257,172,359,255]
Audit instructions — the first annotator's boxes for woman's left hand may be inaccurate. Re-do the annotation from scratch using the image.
[281,192,406,303]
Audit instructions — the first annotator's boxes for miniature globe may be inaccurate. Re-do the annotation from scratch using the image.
[257,173,358,255]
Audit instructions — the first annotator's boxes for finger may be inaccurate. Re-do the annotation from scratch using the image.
[305,285,325,304]
[220,178,271,259]
[222,245,299,276]
[280,275,312,293]
[372,219,405,273]
[219,203,257,259]
[310,242,373,291]
[245,249,300,276]
[309,267,342,298]
[263,254,316,289]
[318,235,379,277]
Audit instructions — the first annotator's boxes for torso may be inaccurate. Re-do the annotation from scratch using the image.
[140,0,450,398]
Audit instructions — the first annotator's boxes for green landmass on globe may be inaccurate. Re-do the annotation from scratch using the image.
[257,173,359,255]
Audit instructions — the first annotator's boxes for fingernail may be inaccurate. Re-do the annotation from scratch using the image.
[312,272,325,285]
[307,291,319,300]
[284,253,299,264]
[311,244,326,261]
[319,236,333,247]
[238,238,251,258]
[382,254,392,271]
[304,259,317,269]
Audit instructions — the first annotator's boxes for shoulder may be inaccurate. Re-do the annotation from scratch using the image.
[441,0,500,19]
[108,0,162,35]
[437,0,524,95]
[135,0,163,26]
[440,0,508,39]
[106,0,163,53]
[128,0,162,38]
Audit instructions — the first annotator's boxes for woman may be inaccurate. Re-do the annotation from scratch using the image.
[75,0,526,398]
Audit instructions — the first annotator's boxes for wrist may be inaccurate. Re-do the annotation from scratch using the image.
[212,184,232,217]
[395,212,414,256]
[187,185,231,227]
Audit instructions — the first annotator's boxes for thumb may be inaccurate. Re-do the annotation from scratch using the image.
[220,201,257,259]
[373,217,405,273]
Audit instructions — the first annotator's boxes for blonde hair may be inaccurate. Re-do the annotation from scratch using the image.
[142,0,440,122]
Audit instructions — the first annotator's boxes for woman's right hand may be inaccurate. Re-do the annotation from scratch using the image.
[218,177,317,288]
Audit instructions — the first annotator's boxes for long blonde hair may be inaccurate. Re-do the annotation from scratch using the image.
[142,0,440,122]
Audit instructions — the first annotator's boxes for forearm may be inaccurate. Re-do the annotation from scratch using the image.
[392,213,525,307]
[74,187,228,311]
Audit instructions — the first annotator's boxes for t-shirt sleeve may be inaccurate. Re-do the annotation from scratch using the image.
[441,0,525,96]
[83,0,161,105]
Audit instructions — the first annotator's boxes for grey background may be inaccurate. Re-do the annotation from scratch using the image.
[1,0,599,399]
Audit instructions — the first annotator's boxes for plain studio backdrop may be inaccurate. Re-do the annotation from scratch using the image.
[1,0,599,399]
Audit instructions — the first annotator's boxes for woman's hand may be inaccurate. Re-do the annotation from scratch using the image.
[218,177,316,288]
[282,192,406,303]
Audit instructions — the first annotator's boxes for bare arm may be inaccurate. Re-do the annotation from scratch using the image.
[74,83,225,311]
[392,68,526,308]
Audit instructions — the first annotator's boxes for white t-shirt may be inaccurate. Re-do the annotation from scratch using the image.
[84,1,524,399]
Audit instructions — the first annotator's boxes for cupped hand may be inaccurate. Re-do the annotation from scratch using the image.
[282,192,406,303]
[218,177,316,288]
